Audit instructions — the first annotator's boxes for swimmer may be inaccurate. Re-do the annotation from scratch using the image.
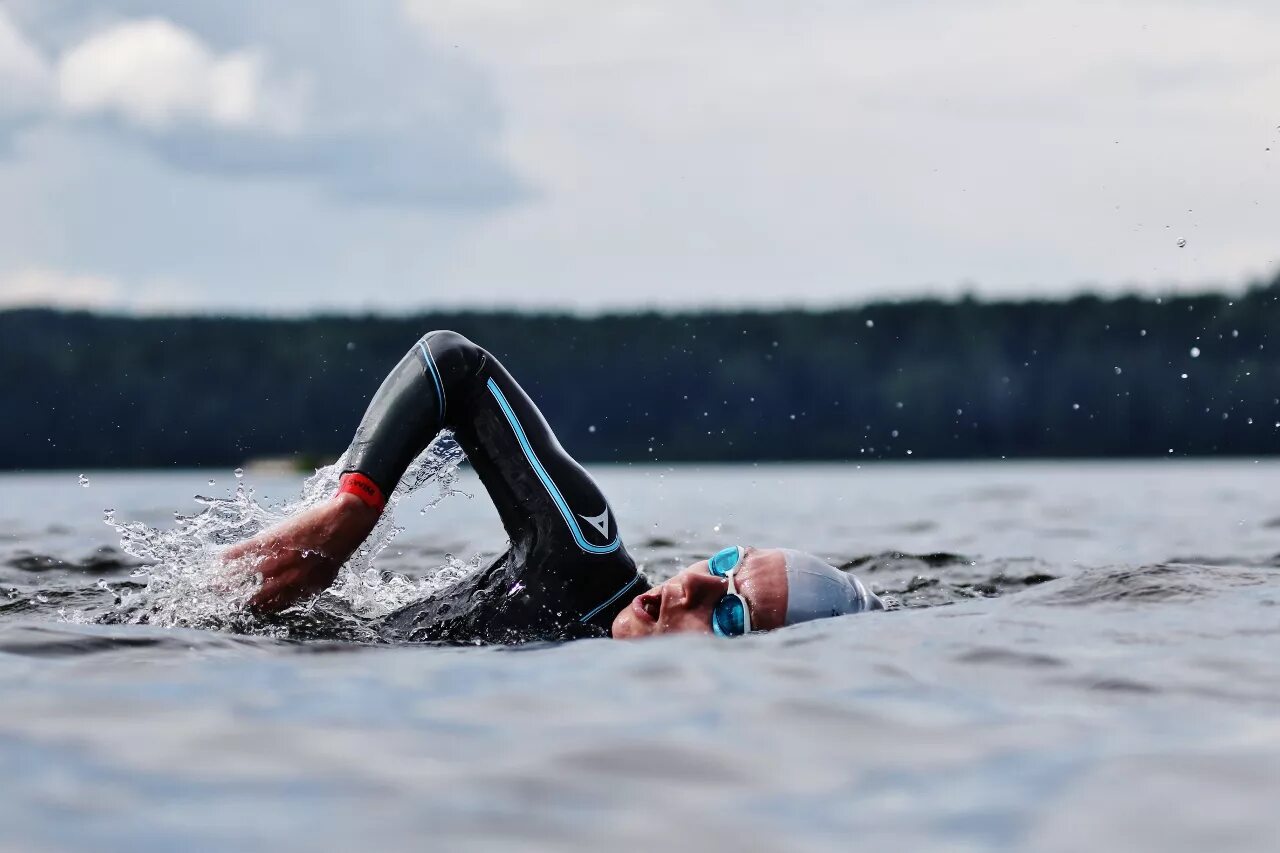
[225,331,882,643]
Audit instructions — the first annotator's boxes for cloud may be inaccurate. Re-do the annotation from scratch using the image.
[0,263,216,314]
[0,1,1277,314]
[0,4,50,115]
[56,17,303,132]
[397,0,1280,306]
[0,267,122,309]
[0,1,526,208]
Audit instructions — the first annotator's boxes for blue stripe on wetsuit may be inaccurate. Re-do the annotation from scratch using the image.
[579,575,640,623]
[417,340,446,422]
[487,377,620,556]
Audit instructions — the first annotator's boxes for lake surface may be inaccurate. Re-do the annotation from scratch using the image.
[3,460,1280,852]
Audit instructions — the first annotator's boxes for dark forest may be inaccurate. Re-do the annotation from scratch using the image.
[5,273,1279,469]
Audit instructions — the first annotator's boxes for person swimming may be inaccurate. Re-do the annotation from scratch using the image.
[224,330,882,644]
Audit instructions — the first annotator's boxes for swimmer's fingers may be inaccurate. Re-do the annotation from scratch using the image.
[247,557,341,613]
[248,575,322,613]
[248,574,298,613]
[221,532,289,567]
[248,568,308,612]
[219,548,285,598]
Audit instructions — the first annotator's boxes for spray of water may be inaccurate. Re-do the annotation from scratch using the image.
[93,434,472,637]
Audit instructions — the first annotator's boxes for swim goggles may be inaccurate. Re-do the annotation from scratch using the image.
[708,546,753,637]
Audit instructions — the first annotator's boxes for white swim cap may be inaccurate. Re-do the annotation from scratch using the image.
[781,549,882,625]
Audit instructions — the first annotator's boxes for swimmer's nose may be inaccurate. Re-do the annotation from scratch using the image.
[675,570,728,609]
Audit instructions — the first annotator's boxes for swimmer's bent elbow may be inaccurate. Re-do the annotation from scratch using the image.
[419,330,488,388]
[343,329,485,498]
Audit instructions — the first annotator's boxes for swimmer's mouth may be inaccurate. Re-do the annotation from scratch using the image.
[633,591,661,624]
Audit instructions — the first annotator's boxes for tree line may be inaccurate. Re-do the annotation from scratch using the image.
[4,274,1279,470]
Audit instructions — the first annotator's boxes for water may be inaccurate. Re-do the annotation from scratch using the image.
[3,460,1280,851]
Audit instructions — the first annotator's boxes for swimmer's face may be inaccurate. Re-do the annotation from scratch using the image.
[611,546,788,639]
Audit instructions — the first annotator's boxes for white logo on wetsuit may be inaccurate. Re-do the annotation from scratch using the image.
[579,509,610,540]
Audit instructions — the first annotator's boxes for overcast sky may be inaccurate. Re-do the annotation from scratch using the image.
[0,0,1276,314]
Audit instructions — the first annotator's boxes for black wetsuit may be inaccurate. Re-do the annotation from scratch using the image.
[345,330,649,645]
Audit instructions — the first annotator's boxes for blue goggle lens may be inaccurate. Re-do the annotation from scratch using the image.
[712,594,748,637]
[708,546,743,578]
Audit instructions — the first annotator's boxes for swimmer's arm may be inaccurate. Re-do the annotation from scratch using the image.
[225,492,380,612]
[226,334,448,612]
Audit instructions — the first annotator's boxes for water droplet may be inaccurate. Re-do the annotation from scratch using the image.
[587,425,597,433]
[1181,373,1189,379]
[712,524,722,533]
[234,468,244,479]
[207,479,216,487]
[1190,347,1201,358]
[1232,329,1239,338]
[1176,238,1187,248]
[891,429,899,438]
[1113,366,1122,375]
[1072,403,1080,410]
[346,341,356,351]
[1140,329,1147,336]
[78,474,90,488]
[865,319,874,328]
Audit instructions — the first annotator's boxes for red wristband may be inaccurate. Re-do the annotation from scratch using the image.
[337,472,386,513]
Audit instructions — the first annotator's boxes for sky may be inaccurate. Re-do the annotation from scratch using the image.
[0,0,1276,314]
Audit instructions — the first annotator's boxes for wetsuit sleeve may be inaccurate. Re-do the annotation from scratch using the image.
[344,330,646,636]
[343,334,452,498]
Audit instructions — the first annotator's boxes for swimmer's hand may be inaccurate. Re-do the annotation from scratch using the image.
[223,492,380,613]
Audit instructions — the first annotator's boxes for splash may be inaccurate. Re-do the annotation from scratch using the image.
[92,434,472,636]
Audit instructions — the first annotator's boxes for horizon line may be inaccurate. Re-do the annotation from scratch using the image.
[1,273,1277,322]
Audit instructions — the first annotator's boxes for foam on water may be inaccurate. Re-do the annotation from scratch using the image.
[96,434,473,635]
